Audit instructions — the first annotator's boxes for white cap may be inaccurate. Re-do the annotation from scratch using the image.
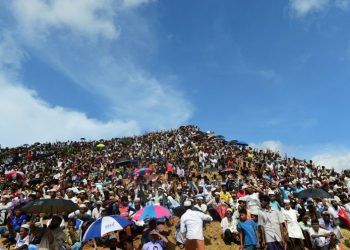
[268,190,275,195]
[47,189,56,192]
[21,224,30,230]
[196,196,203,200]
[184,200,192,207]
[283,199,291,203]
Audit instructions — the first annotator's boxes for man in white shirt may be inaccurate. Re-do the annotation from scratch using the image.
[194,197,207,213]
[91,201,104,219]
[281,200,304,250]
[308,220,334,249]
[220,208,239,244]
[180,201,213,250]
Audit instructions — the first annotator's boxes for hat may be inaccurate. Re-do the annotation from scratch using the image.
[196,196,204,200]
[47,189,56,192]
[21,224,30,230]
[184,200,192,207]
[214,192,220,196]
[226,208,233,213]
[238,197,247,203]
[268,190,275,196]
[97,201,103,204]
[79,204,87,208]
[283,199,290,203]
[250,209,259,215]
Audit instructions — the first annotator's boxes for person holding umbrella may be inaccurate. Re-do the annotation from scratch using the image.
[29,215,67,250]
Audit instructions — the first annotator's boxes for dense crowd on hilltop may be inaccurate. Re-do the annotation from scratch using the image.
[0,125,349,250]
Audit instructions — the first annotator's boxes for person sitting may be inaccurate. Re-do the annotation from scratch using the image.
[14,224,30,250]
[220,208,239,244]
[308,220,334,250]
[142,230,168,250]
[63,218,82,250]
[0,206,28,242]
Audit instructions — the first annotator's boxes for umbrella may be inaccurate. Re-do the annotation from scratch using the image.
[220,168,237,174]
[28,178,42,186]
[132,167,151,176]
[96,143,105,148]
[228,140,238,145]
[132,205,172,221]
[295,188,332,199]
[173,206,187,217]
[83,215,132,241]
[5,170,25,180]
[215,204,228,219]
[236,141,248,146]
[22,199,79,215]
[115,159,138,167]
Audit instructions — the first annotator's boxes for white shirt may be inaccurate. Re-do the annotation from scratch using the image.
[180,209,213,240]
[92,207,103,219]
[246,192,260,211]
[194,204,207,213]
[308,227,331,247]
[281,208,304,239]
[220,217,238,234]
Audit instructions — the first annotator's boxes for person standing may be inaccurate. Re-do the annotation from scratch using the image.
[281,200,304,250]
[180,201,213,250]
[258,195,287,250]
[237,208,259,250]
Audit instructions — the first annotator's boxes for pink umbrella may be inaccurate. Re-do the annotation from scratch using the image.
[131,167,151,177]
[5,170,25,180]
[132,205,172,221]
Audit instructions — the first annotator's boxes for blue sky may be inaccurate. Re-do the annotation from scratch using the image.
[0,0,350,170]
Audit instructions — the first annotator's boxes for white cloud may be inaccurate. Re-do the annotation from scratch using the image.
[289,0,350,17]
[289,0,329,17]
[250,140,284,153]
[0,0,192,145]
[9,0,118,40]
[121,0,156,9]
[312,151,350,171]
[0,73,140,147]
[335,0,350,9]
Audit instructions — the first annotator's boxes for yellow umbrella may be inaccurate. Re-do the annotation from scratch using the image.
[96,143,105,148]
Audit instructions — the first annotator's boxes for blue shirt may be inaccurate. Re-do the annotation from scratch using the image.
[237,219,257,246]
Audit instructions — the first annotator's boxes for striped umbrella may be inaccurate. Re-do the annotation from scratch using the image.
[83,215,132,241]
[5,170,25,180]
[132,167,151,176]
[132,205,172,221]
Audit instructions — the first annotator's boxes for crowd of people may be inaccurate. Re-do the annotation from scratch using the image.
[0,125,349,250]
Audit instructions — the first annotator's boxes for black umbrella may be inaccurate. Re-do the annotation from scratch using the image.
[22,199,79,215]
[173,206,187,217]
[28,179,42,186]
[295,188,332,199]
[115,159,138,167]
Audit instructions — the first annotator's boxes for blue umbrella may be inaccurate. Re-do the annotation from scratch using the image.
[82,215,132,241]
[236,141,248,146]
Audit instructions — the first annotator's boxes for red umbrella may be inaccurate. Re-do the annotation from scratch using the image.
[215,204,228,219]
[220,168,237,174]
[5,170,25,180]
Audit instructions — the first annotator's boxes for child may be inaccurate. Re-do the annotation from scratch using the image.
[237,209,259,250]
